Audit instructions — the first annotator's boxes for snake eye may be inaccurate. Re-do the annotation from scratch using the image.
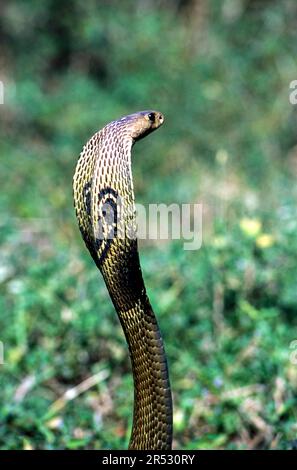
[147,112,155,122]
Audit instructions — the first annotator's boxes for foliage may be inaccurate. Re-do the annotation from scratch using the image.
[0,0,297,450]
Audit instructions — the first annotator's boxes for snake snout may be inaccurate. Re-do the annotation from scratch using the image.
[149,111,164,129]
[157,112,164,125]
[130,110,165,141]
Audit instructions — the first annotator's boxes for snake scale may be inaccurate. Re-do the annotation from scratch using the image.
[73,111,173,450]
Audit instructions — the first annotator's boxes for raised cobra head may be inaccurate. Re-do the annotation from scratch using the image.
[73,110,172,450]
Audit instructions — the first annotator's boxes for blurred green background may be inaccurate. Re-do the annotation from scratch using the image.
[1,0,297,450]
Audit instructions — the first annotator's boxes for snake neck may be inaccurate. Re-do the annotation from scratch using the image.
[73,112,172,450]
[96,129,172,448]
[100,237,172,450]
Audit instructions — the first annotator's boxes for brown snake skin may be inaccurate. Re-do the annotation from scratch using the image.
[73,111,173,450]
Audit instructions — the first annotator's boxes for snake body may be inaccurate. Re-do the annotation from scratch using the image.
[73,111,173,449]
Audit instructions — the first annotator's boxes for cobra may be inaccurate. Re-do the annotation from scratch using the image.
[73,110,173,450]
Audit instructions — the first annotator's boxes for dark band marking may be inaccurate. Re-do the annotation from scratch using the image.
[94,187,120,265]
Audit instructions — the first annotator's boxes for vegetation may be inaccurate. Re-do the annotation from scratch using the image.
[0,0,297,449]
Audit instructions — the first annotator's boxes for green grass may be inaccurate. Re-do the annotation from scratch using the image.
[1,0,297,450]
[1,205,297,449]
